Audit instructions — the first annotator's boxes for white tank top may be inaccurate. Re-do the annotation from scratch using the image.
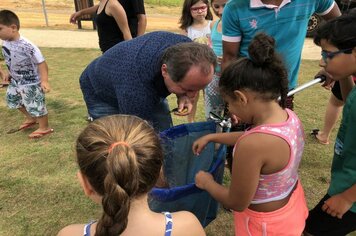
[186,21,211,41]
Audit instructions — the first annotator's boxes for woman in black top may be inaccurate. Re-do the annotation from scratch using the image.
[70,0,137,52]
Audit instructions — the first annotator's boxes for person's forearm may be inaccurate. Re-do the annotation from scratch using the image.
[341,183,356,204]
[79,5,99,16]
[206,132,243,146]
[38,62,49,83]
[137,14,146,36]
[205,180,231,206]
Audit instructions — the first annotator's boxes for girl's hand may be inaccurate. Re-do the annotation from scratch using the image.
[195,171,213,190]
[322,194,353,219]
[41,81,51,93]
[192,136,210,155]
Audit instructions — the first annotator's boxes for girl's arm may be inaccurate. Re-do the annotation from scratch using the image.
[107,0,132,41]
[192,131,243,155]
[38,61,50,93]
[196,135,261,211]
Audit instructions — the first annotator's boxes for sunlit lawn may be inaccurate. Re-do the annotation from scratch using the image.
[0,47,354,235]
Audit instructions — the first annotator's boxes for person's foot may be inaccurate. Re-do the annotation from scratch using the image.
[19,120,37,130]
[310,129,329,145]
[29,128,54,139]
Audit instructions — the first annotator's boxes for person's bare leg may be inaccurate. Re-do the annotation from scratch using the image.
[29,114,53,138]
[18,106,36,125]
[36,114,50,131]
[187,92,200,123]
[317,94,343,144]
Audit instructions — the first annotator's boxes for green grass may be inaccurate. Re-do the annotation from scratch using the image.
[0,48,354,235]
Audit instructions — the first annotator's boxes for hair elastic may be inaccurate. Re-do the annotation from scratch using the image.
[108,141,130,153]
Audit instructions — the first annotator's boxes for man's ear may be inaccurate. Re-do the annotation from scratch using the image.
[161,64,168,78]
[233,90,248,104]
[77,171,95,197]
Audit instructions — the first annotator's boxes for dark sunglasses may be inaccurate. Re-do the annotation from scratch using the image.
[321,47,354,63]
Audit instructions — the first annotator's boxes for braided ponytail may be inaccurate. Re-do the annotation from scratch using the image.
[76,115,164,236]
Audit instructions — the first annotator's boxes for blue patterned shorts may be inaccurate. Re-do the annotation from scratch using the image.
[6,80,48,117]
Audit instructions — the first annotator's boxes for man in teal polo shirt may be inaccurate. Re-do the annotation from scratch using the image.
[221,0,341,109]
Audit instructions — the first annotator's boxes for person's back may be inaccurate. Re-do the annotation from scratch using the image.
[193,33,308,235]
[57,115,205,236]
[79,31,192,125]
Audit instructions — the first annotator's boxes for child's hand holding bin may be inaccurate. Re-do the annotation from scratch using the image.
[195,170,214,190]
[192,134,211,156]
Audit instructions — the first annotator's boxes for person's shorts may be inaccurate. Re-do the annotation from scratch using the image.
[304,194,356,236]
[6,80,48,117]
[233,181,308,235]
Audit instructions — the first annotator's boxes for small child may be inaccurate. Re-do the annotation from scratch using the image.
[204,0,227,120]
[304,11,356,236]
[0,10,53,138]
[179,0,213,122]
[58,115,205,236]
[192,33,308,235]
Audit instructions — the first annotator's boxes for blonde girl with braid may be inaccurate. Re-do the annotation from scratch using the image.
[58,115,205,236]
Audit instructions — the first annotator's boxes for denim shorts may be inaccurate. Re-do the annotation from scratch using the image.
[6,80,48,117]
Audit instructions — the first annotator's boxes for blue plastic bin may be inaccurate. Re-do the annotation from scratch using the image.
[149,121,226,227]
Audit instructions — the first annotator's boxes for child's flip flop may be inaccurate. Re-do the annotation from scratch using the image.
[29,129,54,139]
[7,121,37,134]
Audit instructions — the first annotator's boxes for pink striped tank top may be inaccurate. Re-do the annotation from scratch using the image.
[234,109,305,204]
